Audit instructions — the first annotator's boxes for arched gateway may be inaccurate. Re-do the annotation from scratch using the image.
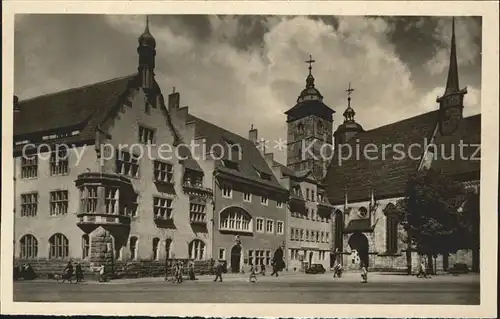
[348,232,369,267]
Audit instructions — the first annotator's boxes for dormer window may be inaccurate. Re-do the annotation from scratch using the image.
[221,184,232,198]
[223,137,241,149]
[222,159,239,170]
[259,172,271,180]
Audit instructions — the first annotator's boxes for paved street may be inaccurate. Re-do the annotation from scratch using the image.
[14,272,479,304]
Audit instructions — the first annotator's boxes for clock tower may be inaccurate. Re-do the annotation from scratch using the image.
[436,17,467,136]
[285,55,335,179]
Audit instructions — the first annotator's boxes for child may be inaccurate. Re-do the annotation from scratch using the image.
[249,265,258,283]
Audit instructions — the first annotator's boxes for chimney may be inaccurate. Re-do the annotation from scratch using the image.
[14,95,20,113]
[168,87,180,110]
[249,125,258,144]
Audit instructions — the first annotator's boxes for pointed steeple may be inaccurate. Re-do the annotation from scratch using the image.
[436,17,467,135]
[444,17,459,95]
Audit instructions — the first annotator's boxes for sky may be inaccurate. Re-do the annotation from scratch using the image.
[14,15,482,164]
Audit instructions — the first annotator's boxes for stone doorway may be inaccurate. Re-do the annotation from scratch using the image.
[230,244,242,273]
[348,232,369,267]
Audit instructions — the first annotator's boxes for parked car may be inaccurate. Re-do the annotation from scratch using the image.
[305,264,326,274]
[448,263,469,275]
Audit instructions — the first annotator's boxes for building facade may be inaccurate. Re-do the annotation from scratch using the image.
[325,18,480,273]
[169,99,289,273]
[14,22,215,275]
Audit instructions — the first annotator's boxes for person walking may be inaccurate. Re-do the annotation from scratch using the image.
[360,261,368,283]
[98,264,106,282]
[75,262,84,282]
[249,265,258,283]
[270,260,279,277]
[213,261,223,282]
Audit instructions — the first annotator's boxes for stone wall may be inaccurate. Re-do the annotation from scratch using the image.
[14,258,214,280]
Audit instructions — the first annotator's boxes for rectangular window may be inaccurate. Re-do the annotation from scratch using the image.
[183,170,203,187]
[105,187,118,215]
[325,232,330,243]
[266,219,274,233]
[138,125,155,144]
[243,192,252,202]
[116,150,140,178]
[265,250,271,265]
[221,184,232,198]
[218,248,226,260]
[256,217,264,232]
[21,155,38,179]
[49,190,68,216]
[306,188,310,201]
[154,160,173,184]
[300,229,304,241]
[20,192,38,217]
[127,194,139,217]
[311,190,315,202]
[276,221,284,235]
[276,200,283,208]
[261,196,268,205]
[306,230,310,241]
[248,250,254,266]
[153,197,173,220]
[50,148,69,176]
[316,231,320,243]
[80,186,98,213]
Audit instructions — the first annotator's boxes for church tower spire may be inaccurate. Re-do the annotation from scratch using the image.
[137,15,156,90]
[445,17,460,95]
[436,17,467,135]
[297,54,324,103]
[334,81,364,147]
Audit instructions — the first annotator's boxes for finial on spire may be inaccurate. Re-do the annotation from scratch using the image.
[145,15,150,32]
[305,54,315,75]
[251,124,254,130]
[172,86,176,94]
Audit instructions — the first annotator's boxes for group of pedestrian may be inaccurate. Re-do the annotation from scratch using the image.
[13,263,36,280]
[61,260,84,283]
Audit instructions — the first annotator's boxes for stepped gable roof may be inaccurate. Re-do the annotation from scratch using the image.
[324,110,481,205]
[187,115,286,192]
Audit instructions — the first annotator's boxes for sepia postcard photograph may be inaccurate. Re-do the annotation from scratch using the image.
[1,1,498,318]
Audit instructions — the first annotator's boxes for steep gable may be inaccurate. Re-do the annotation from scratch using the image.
[188,115,286,191]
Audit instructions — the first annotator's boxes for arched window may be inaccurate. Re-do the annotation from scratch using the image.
[82,234,90,259]
[386,214,399,253]
[49,233,69,259]
[219,207,252,232]
[129,236,138,260]
[188,239,205,260]
[152,237,160,260]
[20,234,38,259]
